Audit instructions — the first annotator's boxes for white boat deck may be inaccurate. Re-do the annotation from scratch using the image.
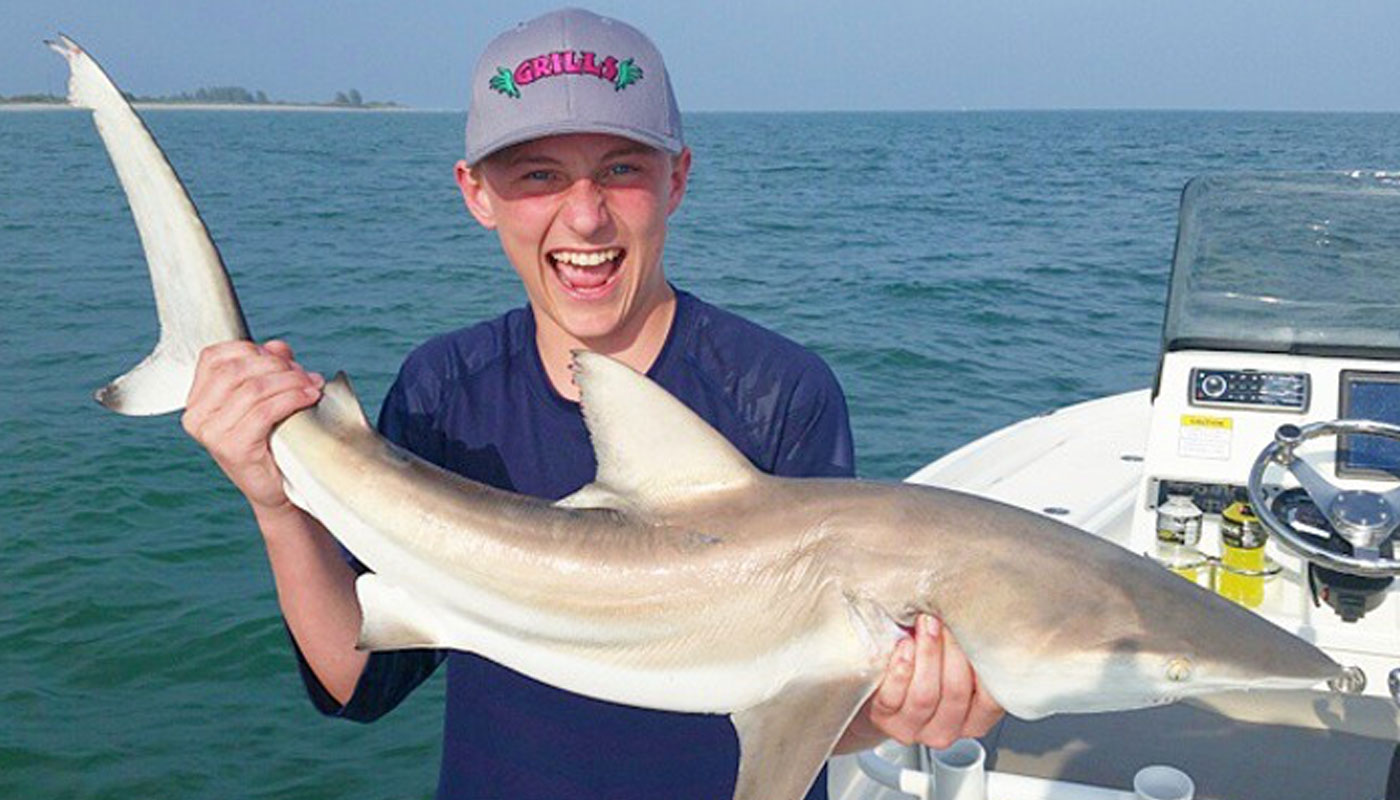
[907,390,1149,539]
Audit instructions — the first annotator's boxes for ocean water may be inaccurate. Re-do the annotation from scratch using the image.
[4,108,1400,798]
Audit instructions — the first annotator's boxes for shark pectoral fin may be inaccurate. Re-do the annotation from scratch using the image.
[354,573,455,652]
[1187,690,1400,740]
[730,674,881,800]
[568,351,761,514]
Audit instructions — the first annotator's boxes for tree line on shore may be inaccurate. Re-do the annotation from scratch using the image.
[0,86,399,108]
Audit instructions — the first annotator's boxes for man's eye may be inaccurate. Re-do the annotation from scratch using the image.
[607,163,638,177]
[524,170,554,181]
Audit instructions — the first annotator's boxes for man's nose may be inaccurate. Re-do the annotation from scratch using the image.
[560,178,610,236]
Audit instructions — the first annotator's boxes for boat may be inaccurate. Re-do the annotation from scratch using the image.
[829,171,1400,800]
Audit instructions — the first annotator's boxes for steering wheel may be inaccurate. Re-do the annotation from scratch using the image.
[1248,420,1400,578]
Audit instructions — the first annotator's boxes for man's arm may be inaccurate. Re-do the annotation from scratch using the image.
[182,339,368,704]
[255,504,367,704]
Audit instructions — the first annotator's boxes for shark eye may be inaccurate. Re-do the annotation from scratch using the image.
[1165,657,1194,683]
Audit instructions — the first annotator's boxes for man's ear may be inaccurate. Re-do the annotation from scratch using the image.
[456,160,497,230]
[666,147,692,216]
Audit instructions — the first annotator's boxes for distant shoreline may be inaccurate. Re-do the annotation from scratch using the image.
[0,102,428,113]
[8,104,1393,115]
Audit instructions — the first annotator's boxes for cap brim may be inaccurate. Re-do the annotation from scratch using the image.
[466,119,683,165]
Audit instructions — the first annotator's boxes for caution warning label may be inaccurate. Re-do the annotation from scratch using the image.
[1179,415,1232,460]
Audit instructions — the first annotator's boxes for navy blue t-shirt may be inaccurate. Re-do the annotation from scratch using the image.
[296,290,855,799]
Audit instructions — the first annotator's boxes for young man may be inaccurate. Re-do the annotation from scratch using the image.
[181,8,1001,799]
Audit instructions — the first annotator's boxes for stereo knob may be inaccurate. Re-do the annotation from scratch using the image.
[1201,373,1228,399]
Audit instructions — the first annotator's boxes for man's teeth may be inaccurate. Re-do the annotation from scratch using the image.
[552,248,622,291]
[553,249,621,267]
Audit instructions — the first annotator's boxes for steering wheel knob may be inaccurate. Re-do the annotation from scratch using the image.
[1272,423,1304,463]
[1275,423,1304,445]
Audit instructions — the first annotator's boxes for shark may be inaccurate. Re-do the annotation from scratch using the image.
[49,35,1353,800]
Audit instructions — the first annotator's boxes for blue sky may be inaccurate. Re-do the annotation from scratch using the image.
[4,0,1399,111]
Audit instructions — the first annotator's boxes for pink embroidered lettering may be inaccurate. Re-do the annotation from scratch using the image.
[490,50,644,98]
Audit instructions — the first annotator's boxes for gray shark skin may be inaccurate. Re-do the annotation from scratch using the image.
[51,35,1353,800]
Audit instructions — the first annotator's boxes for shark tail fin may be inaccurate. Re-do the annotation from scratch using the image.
[94,343,202,416]
[49,34,251,416]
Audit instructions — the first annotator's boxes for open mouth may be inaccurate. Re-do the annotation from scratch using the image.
[549,247,625,299]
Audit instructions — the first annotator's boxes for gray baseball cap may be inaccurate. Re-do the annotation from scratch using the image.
[465,8,684,165]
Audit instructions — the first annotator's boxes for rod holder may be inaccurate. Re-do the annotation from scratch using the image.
[931,739,987,800]
[1133,765,1194,800]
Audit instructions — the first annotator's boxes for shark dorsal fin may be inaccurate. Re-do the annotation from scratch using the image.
[562,351,759,512]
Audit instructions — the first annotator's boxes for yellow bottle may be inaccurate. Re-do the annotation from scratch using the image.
[1218,501,1266,608]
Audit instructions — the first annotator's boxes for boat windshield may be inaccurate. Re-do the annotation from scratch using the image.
[1164,172,1400,358]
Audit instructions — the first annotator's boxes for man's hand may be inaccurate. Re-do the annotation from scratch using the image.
[839,614,1004,752]
[181,340,324,517]
[183,340,369,703]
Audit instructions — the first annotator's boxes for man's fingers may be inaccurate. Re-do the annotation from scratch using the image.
[193,340,262,379]
[918,623,975,748]
[209,369,322,439]
[871,637,915,720]
[177,339,323,512]
[866,616,1004,749]
[239,381,323,434]
[185,344,316,435]
[871,616,941,745]
[194,340,306,390]
[205,382,321,469]
[262,339,295,360]
[903,615,945,717]
[186,341,259,406]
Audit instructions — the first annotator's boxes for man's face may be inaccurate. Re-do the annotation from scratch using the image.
[457,133,691,349]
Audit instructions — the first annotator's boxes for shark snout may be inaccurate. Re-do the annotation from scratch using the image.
[1187,632,1342,693]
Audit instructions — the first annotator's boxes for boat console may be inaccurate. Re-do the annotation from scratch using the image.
[1132,172,1400,705]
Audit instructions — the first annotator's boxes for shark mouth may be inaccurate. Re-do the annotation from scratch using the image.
[550,248,624,300]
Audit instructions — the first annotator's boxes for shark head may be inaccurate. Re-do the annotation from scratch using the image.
[994,628,1345,719]
[946,553,1346,720]
[832,482,1348,722]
